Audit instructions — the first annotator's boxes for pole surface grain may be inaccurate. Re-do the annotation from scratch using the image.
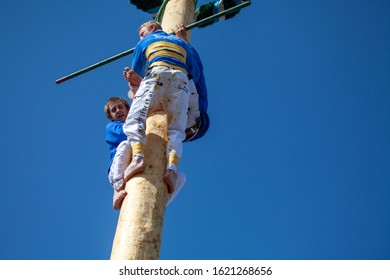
[110,111,169,260]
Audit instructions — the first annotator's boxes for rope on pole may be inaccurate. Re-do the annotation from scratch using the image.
[55,1,251,84]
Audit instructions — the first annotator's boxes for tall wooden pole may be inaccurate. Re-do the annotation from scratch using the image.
[110,0,195,260]
[110,110,169,260]
[161,0,195,40]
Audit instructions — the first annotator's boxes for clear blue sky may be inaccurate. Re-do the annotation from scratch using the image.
[0,0,389,260]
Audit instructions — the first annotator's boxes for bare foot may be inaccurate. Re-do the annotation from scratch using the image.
[113,189,127,210]
[163,169,177,194]
[124,155,145,181]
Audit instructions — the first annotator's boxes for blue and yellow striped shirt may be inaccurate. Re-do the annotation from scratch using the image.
[132,30,198,80]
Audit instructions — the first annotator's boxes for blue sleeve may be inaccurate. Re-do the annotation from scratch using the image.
[105,122,126,146]
[186,45,208,112]
[186,44,201,83]
[105,122,126,173]
[132,40,148,78]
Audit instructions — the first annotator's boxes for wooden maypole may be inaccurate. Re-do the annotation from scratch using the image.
[110,0,195,260]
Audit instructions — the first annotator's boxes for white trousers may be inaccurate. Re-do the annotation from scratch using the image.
[108,141,186,205]
[123,66,190,160]
[187,78,200,128]
[108,140,132,190]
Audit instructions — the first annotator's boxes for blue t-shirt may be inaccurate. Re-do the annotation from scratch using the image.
[105,121,126,172]
[132,30,200,81]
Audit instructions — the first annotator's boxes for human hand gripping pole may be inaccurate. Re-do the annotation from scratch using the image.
[55,1,251,84]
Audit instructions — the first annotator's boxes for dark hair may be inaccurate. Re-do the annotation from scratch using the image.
[104,97,130,120]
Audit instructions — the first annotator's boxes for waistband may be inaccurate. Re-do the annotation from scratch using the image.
[149,62,188,75]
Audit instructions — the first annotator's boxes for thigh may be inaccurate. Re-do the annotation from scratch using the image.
[166,72,190,118]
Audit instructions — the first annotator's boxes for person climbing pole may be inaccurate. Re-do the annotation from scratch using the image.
[104,97,132,210]
[122,20,200,194]
[124,23,210,142]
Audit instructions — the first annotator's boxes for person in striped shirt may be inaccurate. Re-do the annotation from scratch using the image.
[123,21,199,194]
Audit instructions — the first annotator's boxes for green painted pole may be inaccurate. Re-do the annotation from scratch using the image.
[55,48,135,84]
[55,1,251,84]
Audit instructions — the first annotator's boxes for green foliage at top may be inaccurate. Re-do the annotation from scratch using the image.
[196,0,244,28]
[223,0,242,19]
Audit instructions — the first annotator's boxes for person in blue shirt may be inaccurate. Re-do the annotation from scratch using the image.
[122,21,199,194]
[125,24,210,142]
[105,95,187,210]
[104,97,132,210]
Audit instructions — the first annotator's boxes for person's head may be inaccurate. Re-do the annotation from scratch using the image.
[138,21,162,40]
[104,97,130,122]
